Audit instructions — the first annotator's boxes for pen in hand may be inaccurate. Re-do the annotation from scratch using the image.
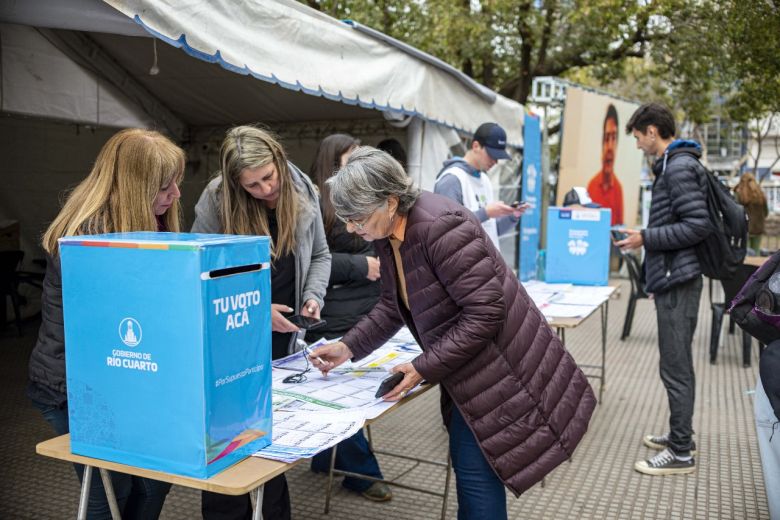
[305,345,326,366]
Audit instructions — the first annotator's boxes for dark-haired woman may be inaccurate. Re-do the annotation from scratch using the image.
[305,134,391,502]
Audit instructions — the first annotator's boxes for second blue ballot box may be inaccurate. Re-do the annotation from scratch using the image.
[60,232,272,478]
[545,207,612,285]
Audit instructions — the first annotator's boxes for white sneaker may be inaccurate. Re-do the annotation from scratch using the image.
[634,448,696,476]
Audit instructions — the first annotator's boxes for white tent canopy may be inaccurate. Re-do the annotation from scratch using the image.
[103,0,524,145]
[1,0,524,143]
[0,0,526,264]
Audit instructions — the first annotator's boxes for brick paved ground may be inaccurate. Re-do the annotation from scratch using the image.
[0,278,769,519]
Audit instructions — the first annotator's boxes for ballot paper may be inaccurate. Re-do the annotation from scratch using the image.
[523,281,615,319]
[270,332,421,415]
[540,303,598,319]
[253,328,423,462]
[522,280,573,307]
[252,411,364,463]
[551,285,614,306]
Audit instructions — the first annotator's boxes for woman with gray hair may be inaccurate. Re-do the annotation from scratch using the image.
[312,146,596,519]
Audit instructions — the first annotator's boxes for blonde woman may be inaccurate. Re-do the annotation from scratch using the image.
[27,128,185,519]
[735,172,769,253]
[192,125,330,520]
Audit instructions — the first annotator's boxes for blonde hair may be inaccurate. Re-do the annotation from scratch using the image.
[218,125,298,258]
[43,128,185,254]
[735,172,766,206]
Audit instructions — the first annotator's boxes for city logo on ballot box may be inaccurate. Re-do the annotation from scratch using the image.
[119,317,142,347]
[108,316,158,373]
[567,232,589,256]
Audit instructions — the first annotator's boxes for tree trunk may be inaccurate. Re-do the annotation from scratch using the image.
[516,1,535,104]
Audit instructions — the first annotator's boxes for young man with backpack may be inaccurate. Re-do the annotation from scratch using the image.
[617,103,711,475]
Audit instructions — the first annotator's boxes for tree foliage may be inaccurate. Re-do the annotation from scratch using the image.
[303,0,779,125]
[719,0,780,120]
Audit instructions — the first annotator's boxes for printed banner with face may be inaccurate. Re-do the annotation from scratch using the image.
[558,86,644,226]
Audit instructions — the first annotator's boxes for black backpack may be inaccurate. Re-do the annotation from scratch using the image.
[688,157,748,280]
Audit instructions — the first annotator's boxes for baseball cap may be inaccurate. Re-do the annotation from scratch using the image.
[474,123,510,161]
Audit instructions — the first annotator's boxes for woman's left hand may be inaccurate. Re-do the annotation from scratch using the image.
[382,362,424,401]
[301,299,321,319]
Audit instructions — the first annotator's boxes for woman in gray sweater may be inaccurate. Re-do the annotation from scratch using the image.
[192,125,330,520]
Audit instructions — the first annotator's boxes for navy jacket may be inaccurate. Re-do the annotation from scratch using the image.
[641,141,711,294]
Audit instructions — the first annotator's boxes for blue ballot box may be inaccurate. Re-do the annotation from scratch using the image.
[545,207,612,285]
[60,232,272,478]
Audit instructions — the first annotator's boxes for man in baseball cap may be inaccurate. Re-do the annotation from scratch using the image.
[474,122,511,161]
[434,122,524,247]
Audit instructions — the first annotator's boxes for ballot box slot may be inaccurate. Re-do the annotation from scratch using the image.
[203,262,269,280]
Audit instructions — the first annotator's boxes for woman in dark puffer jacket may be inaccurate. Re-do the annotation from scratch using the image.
[310,146,596,519]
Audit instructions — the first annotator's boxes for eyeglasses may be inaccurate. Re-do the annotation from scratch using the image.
[336,201,387,231]
[336,213,372,231]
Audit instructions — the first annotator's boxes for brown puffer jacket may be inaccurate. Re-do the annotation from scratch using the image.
[343,192,596,496]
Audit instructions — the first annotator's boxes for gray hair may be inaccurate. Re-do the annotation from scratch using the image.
[326,146,420,219]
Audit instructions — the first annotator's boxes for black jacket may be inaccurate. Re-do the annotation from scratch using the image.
[641,142,710,294]
[306,220,380,340]
[27,254,68,406]
[761,340,780,422]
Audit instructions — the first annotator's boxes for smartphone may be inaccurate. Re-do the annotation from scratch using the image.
[610,229,628,242]
[375,372,404,398]
[286,314,327,330]
[511,201,530,209]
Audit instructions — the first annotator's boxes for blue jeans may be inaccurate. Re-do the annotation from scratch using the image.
[32,400,171,520]
[449,407,507,520]
[311,429,383,492]
[755,378,780,520]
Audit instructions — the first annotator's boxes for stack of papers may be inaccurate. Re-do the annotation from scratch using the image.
[522,281,615,319]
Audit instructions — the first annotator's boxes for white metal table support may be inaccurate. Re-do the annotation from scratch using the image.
[75,465,264,520]
[556,300,609,404]
[77,465,122,520]
[324,424,453,519]
[249,484,265,520]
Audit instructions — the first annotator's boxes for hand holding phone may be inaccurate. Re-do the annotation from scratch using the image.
[511,201,530,209]
[286,314,327,331]
[375,372,404,398]
[610,229,628,242]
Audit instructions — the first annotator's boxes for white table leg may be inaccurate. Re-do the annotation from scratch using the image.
[250,485,264,520]
[99,468,122,519]
[77,465,92,520]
